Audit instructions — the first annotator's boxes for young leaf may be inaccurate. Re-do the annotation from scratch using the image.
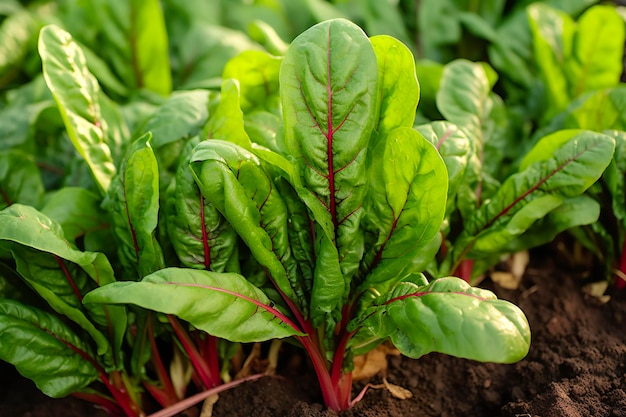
[202,79,252,149]
[103,133,164,278]
[84,268,303,342]
[362,277,530,363]
[222,50,282,113]
[0,299,100,398]
[0,150,44,210]
[39,25,116,195]
[165,138,237,271]
[280,19,378,322]
[359,127,448,298]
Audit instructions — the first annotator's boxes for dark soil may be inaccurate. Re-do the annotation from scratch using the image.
[2,254,625,417]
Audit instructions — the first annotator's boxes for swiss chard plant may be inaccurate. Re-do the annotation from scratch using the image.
[0,23,262,417]
[419,59,618,282]
[84,19,531,411]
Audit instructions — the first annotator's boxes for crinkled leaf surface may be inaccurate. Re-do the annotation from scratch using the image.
[103,133,164,278]
[362,277,530,363]
[280,18,378,323]
[359,127,447,298]
[165,138,237,271]
[84,267,302,342]
[416,121,471,217]
[0,299,99,398]
[39,25,116,195]
[190,140,302,309]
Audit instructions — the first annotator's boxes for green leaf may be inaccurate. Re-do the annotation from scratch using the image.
[362,277,530,363]
[0,299,99,397]
[142,90,210,148]
[172,24,261,90]
[222,50,282,113]
[165,138,238,271]
[527,4,575,120]
[103,133,164,278]
[127,0,172,96]
[566,5,625,98]
[502,195,601,253]
[202,79,252,149]
[0,8,39,86]
[416,121,471,216]
[280,19,378,321]
[436,59,494,146]
[455,130,616,262]
[359,127,447,298]
[41,187,108,244]
[39,25,116,195]
[0,204,126,357]
[84,268,303,342]
[190,140,302,309]
[370,35,419,144]
[602,130,626,226]
[0,150,44,210]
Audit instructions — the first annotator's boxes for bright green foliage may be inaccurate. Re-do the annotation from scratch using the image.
[39,25,117,195]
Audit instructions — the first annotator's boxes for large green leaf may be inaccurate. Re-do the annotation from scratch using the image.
[359,127,447,298]
[39,25,116,195]
[190,140,302,309]
[103,133,164,278]
[280,19,378,323]
[0,150,44,210]
[453,130,615,263]
[362,277,530,363]
[165,138,237,271]
[0,204,125,357]
[84,268,303,342]
[0,299,99,397]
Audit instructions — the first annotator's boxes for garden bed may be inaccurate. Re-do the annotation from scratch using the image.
[3,250,624,417]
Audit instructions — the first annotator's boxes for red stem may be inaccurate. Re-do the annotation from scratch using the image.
[199,195,212,270]
[453,258,474,283]
[616,237,626,290]
[147,318,179,405]
[72,391,124,417]
[167,315,217,389]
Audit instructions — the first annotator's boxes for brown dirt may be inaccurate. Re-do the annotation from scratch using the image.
[2,253,625,417]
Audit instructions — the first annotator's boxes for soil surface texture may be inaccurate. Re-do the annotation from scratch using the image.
[1,253,625,417]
